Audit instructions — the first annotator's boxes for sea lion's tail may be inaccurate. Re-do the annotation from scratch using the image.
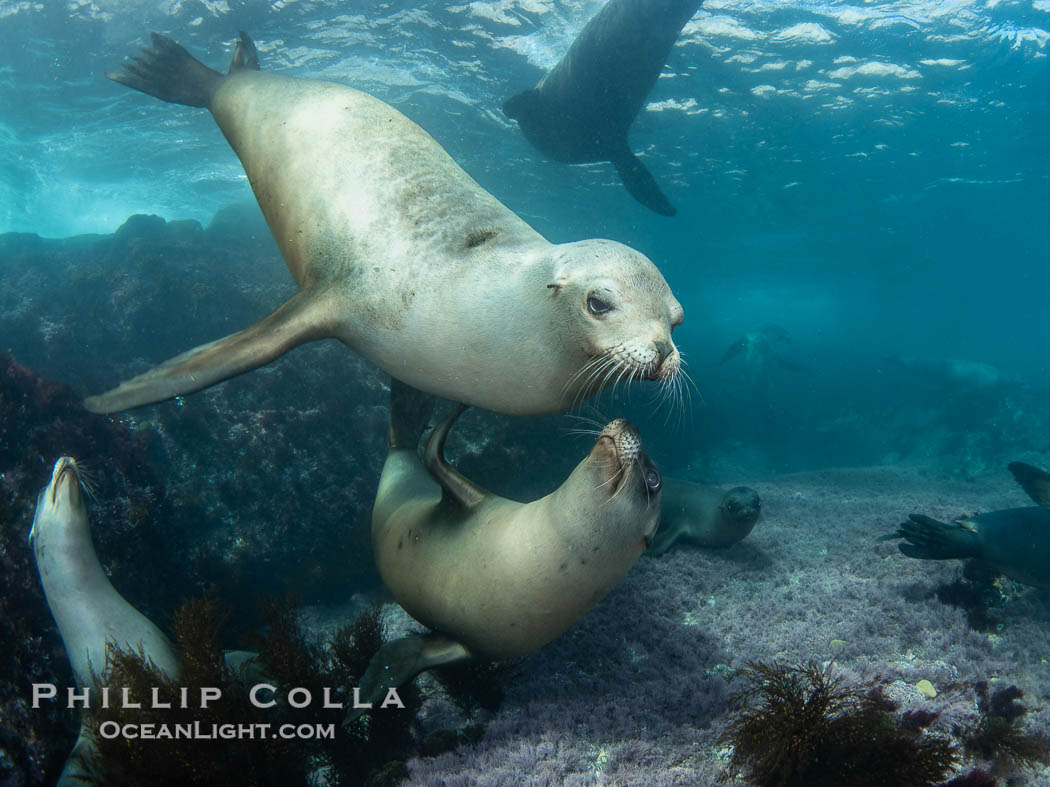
[388,378,436,451]
[609,142,676,217]
[106,31,259,109]
[880,513,982,560]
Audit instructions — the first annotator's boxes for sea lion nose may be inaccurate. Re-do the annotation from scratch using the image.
[653,340,673,365]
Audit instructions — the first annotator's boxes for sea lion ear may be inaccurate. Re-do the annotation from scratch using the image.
[1008,461,1050,507]
[424,405,488,511]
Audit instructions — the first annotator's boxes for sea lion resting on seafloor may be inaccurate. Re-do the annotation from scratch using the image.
[648,478,761,555]
[88,32,683,416]
[881,461,1050,588]
[349,381,662,719]
[30,457,180,785]
[503,0,702,216]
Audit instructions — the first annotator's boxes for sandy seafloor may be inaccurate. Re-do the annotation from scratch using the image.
[301,465,1050,785]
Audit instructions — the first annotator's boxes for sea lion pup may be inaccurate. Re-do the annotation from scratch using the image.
[30,457,180,785]
[88,32,683,416]
[648,478,761,555]
[503,0,702,216]
[881,461,1050,588]
[350,380,662,718]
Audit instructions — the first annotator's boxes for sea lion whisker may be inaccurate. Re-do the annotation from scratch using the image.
[74,462,100,501]
[563,427,604,439]
[563,412,608,431]
[607,463,633,505]
[597,358,626,400]
[677,363,702,401]
[598,463,628,498]
[574,356,618,411]
[568,355,612,410]
[563,353,609,395]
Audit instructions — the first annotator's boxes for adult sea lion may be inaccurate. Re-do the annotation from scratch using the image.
[885,356,1020,392]
[30,457,180,785]
[351,380,662,716]
[88,32,683,416]
[881,461,1050,588]
[503,0,702,216]
[648,478,761,555]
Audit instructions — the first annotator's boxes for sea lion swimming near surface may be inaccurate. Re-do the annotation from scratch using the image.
[88,32,683,416]
[349,380,662,717]
[30,457,180,785]
[503,0,702,216]
[881,461,1050,588]
[648,478,761,555]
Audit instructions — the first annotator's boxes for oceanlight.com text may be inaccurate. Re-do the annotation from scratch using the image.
[96,720,336,741]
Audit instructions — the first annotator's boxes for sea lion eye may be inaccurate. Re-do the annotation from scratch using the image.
[587,295,612,315]
[645,467,661,492]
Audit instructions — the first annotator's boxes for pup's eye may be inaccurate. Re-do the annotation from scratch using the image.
[587,295,612,315]
[645,468,661,493]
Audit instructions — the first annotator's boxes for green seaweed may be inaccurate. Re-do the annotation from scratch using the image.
[80,595,431,786]
[720,660,955,787]
[964,682,1050,773]
[85,595,306,786]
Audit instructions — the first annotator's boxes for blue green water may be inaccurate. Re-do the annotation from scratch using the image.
[1,0,1048,473]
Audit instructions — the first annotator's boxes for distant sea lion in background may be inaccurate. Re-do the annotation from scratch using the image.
[885,356,1020,392]
[881,461,1050,588]
[88,32,683,416]
[648,478,761,555]
[721,323,792,367]
[720,323,805,382]
[30,457,180,785]
[503,0,702,216]
[350,380,662,718]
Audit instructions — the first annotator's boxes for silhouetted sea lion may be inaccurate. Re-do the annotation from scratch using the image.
[88,32,683,415]
[881,461,1050,588]
[350,380,661,717]
[503,0,702,216]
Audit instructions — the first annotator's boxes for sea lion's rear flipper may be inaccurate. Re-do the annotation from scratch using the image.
[1007,461,1050,507]
[609,143,676,217]
[888,513,982,560]
[345,634,470,724]
[423,405,488,511]
[84,290,334,414]
[106,31,259,109]
[502,87,540,122]
[388,378,436,451]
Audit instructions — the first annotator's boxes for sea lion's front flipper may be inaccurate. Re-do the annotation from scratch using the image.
[345,634,471,724]
[609,142,676,217]
[1008,461,1050,507]
[890,513,982,560]
[388,378,436,451]
[85,289,335,414]
[423,405,488,510]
